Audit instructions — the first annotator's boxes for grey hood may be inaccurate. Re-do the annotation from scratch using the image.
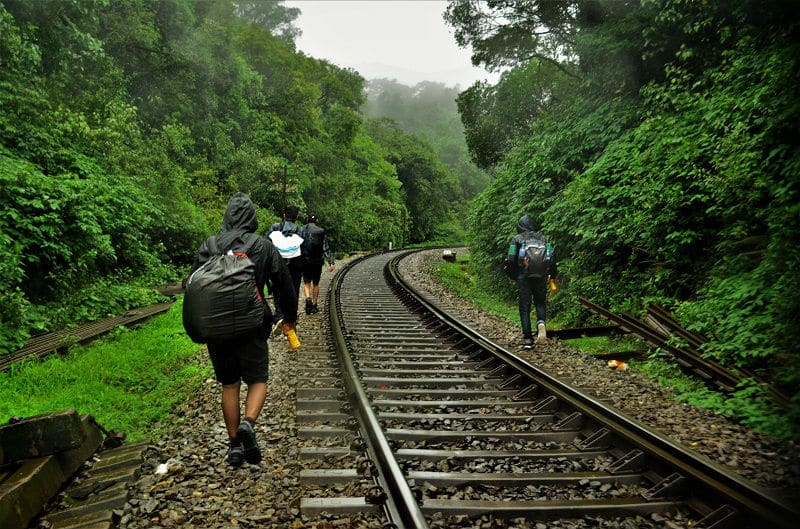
[517,215,536,234]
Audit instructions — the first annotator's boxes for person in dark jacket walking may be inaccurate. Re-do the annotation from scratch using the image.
[300,213,335,314]
[504,215,558,349]
[191,192,298,466]
[267,205,304,332]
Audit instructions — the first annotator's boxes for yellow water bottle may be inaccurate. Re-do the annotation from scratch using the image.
[549,277,557,292]
[285,328,301,350]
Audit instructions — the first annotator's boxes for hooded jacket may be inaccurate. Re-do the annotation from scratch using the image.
[191,192,297,326]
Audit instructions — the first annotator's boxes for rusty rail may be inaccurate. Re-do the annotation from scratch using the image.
[644,303,791,409]
[579,297,791,408]
[1,302,174,371]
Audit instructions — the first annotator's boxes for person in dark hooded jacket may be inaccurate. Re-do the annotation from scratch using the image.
[300,213,335,315]
[191,192,298,466]
[504,215,557,348]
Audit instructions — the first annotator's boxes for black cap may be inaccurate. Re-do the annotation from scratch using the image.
[308,213,318,222]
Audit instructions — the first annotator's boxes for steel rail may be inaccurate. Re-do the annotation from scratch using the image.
[387,251,799,529]
[329,250,430,529]
[1,302,174,371]
[579,296,741,391]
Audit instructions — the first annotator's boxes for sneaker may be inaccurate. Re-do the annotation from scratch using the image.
[305,298,313,315]
[536,322,547,343]
[271,318,284,338]
[523,337,534,349]
[226,442,244,467]
[236,420,261,464]
[311,304,319,314]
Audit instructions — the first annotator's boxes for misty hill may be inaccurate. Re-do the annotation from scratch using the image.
[363,79,490,198]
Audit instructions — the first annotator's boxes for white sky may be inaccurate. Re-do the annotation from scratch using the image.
[284,0,499,89]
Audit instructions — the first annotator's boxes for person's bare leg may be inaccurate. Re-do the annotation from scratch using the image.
[303,282,312,301]
[221,382,241,439]
[312,283,321,305]
[243,382,267,422]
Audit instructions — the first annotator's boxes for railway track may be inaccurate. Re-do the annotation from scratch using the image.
[297,250,798,529]
[1,302,174,371]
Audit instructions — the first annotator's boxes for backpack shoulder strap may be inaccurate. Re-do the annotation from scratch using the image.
[281,220,298,235]
[243,232,261,255]
[208,236,220,255]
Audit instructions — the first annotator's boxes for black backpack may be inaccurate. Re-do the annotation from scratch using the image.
[182,234,265,343]
[302,225,325,260]
[518,234,551,278]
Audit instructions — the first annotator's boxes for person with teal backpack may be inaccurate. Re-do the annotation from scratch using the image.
[503,215,558,348]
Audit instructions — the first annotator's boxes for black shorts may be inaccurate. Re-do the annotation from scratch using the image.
[302,259,324,285]
[207,332,268,385]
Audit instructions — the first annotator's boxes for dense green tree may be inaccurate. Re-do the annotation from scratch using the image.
[450,0,800,434]
[0,0,422,353]
[234,0,300,42]
[444,0,581,76]
[456,60,569,169]
[365,119,459,243]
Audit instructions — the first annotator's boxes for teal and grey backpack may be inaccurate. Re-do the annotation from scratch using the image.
[518,234,552,278]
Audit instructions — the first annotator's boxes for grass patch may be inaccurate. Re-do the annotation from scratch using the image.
[0,299,209,441]
[433,254,519,324]
[563,335,643,355]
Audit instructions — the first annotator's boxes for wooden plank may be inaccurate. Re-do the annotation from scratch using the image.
[0,410,84,465]
[0,415,102,529]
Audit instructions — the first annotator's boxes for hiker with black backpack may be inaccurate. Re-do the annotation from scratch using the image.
[300,213,335,315]
[503,215,558,349]
[184,192,298,467]
[267,205,305,333]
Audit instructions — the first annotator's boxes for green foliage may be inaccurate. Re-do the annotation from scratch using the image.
[448,0,800,436]
[456,61,569,169]
[555,35,800,392]
[0,150,162,348]
[235,0,300,41]
[0,302,209,441]
[444,0,582,75]
[365,118,459,243]
[425,213,467,247]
